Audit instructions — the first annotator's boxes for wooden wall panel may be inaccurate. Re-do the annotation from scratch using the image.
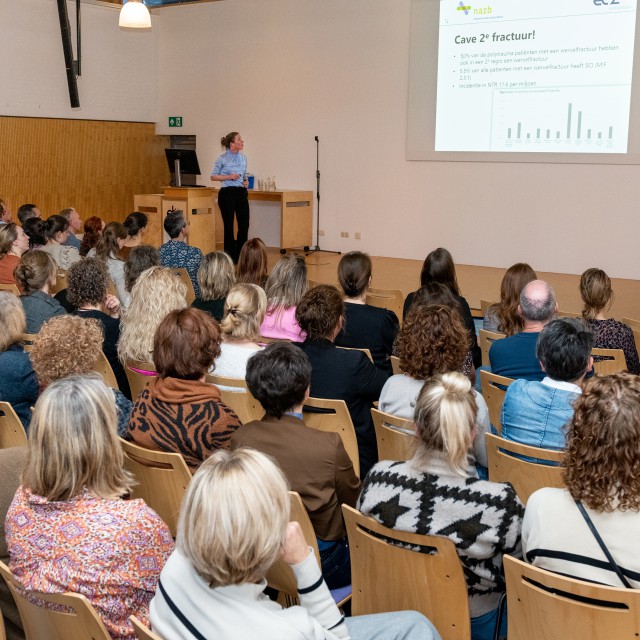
[0,116,170,224]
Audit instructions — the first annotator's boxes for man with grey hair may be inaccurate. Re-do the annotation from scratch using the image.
[59,207,82,250]
[489,279,557,381]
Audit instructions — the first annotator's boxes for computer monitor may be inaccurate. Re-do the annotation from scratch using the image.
[165,148,201,187]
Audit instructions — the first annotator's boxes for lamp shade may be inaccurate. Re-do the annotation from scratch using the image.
[119,0,151,29]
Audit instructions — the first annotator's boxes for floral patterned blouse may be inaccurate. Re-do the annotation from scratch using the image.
[6,486,174,640]
[587,318,640,375]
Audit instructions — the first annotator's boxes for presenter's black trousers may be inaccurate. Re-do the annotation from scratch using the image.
[218,186,250,263]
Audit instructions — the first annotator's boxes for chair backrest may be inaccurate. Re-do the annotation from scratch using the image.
[390,355,402,375]
[302,397,360,477]
[0,402,28,449]
[480,299,495,315]
[485,433,565,504]
[119,438,191,537]
[0,283,19,295]
[205,373,263,423]
[591,348,627,376]
[171,268,196,305]
[50,270,67,295]
[557,310,581,318]
[479,370,514,435]
[93,351,119,390]
[0,559,111,640]
[259,335,292,345]
[130,616,163,640]
[371,409,416,462]
[622,317,640,356]
[124,360,157,402]
[504,554,640,640]
[0,608,5,640]
[365,287,404,320]
[478,329,506,367]
[335,345,373,362]
[21,333,38,352]
[307,279,321,289]
[342,505,471,640]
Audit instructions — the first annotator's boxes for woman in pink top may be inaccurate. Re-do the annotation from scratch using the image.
[260,253,308,342]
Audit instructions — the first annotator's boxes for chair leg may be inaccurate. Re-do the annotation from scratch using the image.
[493,592,507,640]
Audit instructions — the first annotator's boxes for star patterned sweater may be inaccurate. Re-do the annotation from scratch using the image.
[357,451,524,618]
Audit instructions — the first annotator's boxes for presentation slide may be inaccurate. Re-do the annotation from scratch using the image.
[435,0,637,153]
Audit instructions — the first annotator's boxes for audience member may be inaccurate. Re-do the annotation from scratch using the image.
[523,372,640,588]
[16,204,41,226]
[118,266,187,366]
[15,250,65,333]
[489,279,557,381]
[483,263,537,335]
[22,217,46,251]
[0,292,38,429]
[0,224,29,284]
[6,375,174,640]
[335,251,398,373]
[67,257,131,398]
[359,372,523,640]
[128,308,241,470]
[192,251,235,321]
[580,267,640,374]
[260,253,308,341]
[41,214,81,269]
[235,237,268,287]
[124,244,160,293]
[501,318,593,451]
[0,199,13,224]
[232,342,360,589]
[150,448,440,640]
[93,221,130,308]
[380,303,490,470]
[159,209,203,296]
[30,315,133,436]
[296,285,388,478]
[404,247,481,368]
[58,207,82,250]
[79,215,104,257]
[121,211,148,259]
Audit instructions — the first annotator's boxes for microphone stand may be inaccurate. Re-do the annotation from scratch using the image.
[305,135,341,256]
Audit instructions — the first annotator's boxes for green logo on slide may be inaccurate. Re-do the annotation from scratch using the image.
[457,3,471,12]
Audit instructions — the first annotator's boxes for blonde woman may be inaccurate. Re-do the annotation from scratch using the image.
[192,251,236,321]
[260,253,308,341]
[118,266,187,368]
[150,448,439,640]
[93,221,130,308]
[5,375,174,640]
[212,283,267,384]
[358,372,523,640]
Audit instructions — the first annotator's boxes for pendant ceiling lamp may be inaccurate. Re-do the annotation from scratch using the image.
[119,0,152,29]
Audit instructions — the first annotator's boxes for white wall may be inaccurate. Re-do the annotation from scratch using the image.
[1,0,158,122]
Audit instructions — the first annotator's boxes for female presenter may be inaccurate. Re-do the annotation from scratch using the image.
[211,132,249,263]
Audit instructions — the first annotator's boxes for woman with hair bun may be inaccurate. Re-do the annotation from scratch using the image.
[120,211,148,260]
[335,251,398,373]
[22,217,47,251]
[79,215,104,257]
[359,371,523,640]
[15,250,65,333]
[41,214,81,269]
[93,221,130,308]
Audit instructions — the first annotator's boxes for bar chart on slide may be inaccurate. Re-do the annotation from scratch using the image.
[490,86,631,152]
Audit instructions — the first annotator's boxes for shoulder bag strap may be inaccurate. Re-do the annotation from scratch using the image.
[157,579,209,640]
[575,499,632,588]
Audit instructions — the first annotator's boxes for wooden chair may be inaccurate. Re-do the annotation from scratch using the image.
[21,333,38,352]
[365,287,404,321]
[119,438,191,537]
[0,402,28,449]
[93,351,119,390]
[205,373,263,423]
[336,345,373,362]
[0,609,6,640]
[259,335,292,344]
[0,559,111,640]
[479,370,514,435]
[130,616,162,640]
[504,554,640,640]
[592,347,627,375]
[170,268,196,305]
[124,360,157,401]
[0,284,19,295]
[390,355,402,375]
[266,492,351,607]
[307,279,322,289]
[50,270,67,295]
[480,299,495,316]
[485,433,565,504]
[478,329,505,367]
[302,397,360,477]
[371,408,416,461]
[557,309,581,318]
[342,505,470,640]
[622,316,640,356]
[106,279,118,299]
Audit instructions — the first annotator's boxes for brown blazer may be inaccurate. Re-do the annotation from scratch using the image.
[230,414,361,541]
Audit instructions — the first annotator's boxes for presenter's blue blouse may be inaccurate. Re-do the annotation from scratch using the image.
[211,150,247,188]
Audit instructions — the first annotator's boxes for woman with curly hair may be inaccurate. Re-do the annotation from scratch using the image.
[92,221,130,308]
[379,303,490,470]
[235,237,268,287]
[30,315,132,435]
[523,372,640,587]
[483,263,537,336]
[79,215,104,257]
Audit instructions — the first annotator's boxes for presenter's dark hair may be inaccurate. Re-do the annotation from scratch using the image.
[123,211,148,237]
[296,285,344,342]
[420,247,460,297]
[44,215,69,240]
[17,204,39,226]
[164,209,187,239]
[536,318,593,382]
[246,342,311,418]
[221,132,240,149]
[338,251,372,298]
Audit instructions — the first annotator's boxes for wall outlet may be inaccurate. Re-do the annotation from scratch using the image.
[318,229,325,236]
[355,232,361,240]
[340,231,349,238]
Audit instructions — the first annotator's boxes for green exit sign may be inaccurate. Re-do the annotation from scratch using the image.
[168,116,183,127]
